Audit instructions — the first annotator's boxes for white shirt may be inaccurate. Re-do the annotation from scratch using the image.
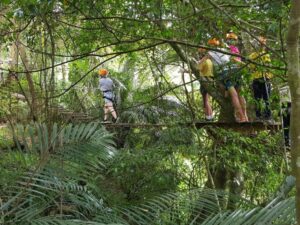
[99,77,114,92]
[208,48,230,66]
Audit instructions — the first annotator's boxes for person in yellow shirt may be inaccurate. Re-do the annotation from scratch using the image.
[198,47,214,121]
[249,36,273,122]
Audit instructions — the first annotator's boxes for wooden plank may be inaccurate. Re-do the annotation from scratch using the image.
[100,121,282,131]
[193,121,281,131]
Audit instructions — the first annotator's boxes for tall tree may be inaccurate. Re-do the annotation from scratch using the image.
[287,0,300,224]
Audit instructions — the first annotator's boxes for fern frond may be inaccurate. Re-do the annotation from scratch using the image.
[198,197,295,225]
[1,122,117,224]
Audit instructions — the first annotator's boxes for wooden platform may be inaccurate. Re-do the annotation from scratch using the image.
[49,106,282,132]
[193,121,281,131]
[50,106,281,133]
[100,121,282,132]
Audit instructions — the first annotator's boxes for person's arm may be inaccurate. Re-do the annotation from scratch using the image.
[231,57,244,64]
[199,55,210,64]
[229,47,244,64]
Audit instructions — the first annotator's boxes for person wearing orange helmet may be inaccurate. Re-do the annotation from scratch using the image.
[198,47,214,121]
[98,68,118,123]
[226,31,240,62]
[225,30,248,122]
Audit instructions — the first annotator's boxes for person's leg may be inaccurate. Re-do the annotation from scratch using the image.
[252,79,263,119]
[110,106,118,120]
[233,69,248,122]
[103,105,109,121]
[262,80,272,119]
[201,88,213,120]
[219,70,229,98]
[227,86,246,122]
[106,102,117,119]
[236,88,248,122]
[204,94,213,120]
[222,72,246,122]
[206,94,213,118]
[286,102,291,146]
[282,103,291,146]
[103,92,118,121]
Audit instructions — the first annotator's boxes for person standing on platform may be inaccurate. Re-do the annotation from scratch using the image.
[98,68,118,123]
[198,47,214,121]
[249,36,274,123]
[225,31,249,122]
[279,86,291,147]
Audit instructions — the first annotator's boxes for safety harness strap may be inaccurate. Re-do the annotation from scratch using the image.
[103,96,114,102]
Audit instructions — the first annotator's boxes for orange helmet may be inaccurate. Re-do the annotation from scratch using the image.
[207,38,220,46]
[226,32,238,40]
[98,68,108,76]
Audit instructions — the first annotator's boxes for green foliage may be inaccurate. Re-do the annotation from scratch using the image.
[202,128,286,202]
[0,127,14,149]
[69,60,90,83]
[0,121,295,224]
[0,122,118,224]
[106,147,180,204]
[0,0,296,224]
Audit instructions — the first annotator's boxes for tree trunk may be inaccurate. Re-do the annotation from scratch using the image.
[286,0,300,224]
[61,57,67,88]
[9,39,37,121]
[169,42,237,192]
[17,42,38,121]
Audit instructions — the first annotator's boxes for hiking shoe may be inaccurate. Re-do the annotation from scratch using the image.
[205,115,214,122]
[253,117,263,122]
[263,118,276,125]
[112,117,119,123]
[237,119,248,123]
[205,118,214,122]
[236,117,248,123]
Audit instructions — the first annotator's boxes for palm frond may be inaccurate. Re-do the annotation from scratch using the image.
[1,122,296,225]
[1,122,119,224]
[29,216,125,225]
[198,197,295,225]
[108,188,295,225]
[114,188,251,225]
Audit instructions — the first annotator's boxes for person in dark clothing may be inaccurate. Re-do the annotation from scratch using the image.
[249,36,274,123]
[282,102,291,147]
[252,79,272,120]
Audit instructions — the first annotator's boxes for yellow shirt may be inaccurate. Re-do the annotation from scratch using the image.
[249,51,273,80]
[198,58,213,77]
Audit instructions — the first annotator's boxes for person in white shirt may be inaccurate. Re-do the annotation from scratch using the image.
[99,68,118,123]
